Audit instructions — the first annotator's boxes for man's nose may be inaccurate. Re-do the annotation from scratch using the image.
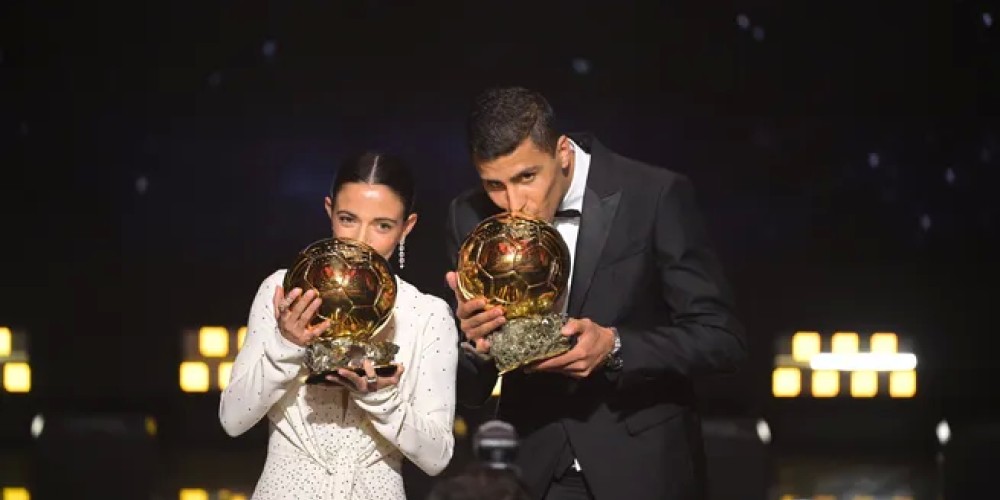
[504,188,525,213]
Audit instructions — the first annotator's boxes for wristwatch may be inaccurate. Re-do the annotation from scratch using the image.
[604,327,623,371]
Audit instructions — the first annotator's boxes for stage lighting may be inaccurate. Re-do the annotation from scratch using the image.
[198,327,229,358]
[0,327,10,357]
[791,331,821,362]
[935,420,950,445]
[889,370,917,398]
[772,331,918,399]
[179,326,246,393]
[811,370,839,398]
[178,488,247,500]
[2,487,30,500]
[217,362,234,391]
[772,367,801,397]
[849,371,878,398]
[0,327,30,394]
[179,362,210,393]
[454,416,468,438]
[179,489,207,500]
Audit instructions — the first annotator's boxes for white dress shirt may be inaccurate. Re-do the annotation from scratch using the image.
[551,139,591,472]
[219,270,458,499]
[553,139,591,316]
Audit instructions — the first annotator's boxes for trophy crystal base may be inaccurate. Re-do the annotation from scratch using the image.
[304,337,399,384]
[488,313,572,374]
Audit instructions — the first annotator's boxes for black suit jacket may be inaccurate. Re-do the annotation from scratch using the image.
[445,135,747,500]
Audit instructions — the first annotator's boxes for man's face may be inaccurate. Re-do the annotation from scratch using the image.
[475,135,574,222]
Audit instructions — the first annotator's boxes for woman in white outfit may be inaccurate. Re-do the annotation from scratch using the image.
[219,151,458,499]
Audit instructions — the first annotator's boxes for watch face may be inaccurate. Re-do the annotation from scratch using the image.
[608,357,623,370]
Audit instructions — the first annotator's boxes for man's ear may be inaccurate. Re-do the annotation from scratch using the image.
[555,135,573,170]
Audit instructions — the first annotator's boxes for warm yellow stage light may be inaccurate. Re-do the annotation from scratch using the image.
[870,332,898,354]
[2,487,30,500]
[218,362,234,390]
[811,370,840,397]
[792,331,821,362]
[850,370,878,398]
[178,489,208,500]
[3,362,31,393]
[772,367,801,397]
[454,416,468,437]
[831,331,859,354]
[237,326,248,350]
[889,370,917,398]
[179,362,210,393]
[198,327,229,358]
[0,327,11,357]
[145,416,158,436]
[491,377,502,398]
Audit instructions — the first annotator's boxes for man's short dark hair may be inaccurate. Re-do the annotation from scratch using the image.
[466,86,559,164]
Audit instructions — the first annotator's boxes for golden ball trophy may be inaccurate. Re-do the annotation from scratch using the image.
[283,237,399,384]
[456,212,572,374]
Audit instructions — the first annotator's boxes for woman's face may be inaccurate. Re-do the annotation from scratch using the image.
[325,182,417,262]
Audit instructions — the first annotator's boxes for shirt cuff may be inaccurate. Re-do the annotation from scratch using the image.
[352,385,403,421]
[268,326,307,362]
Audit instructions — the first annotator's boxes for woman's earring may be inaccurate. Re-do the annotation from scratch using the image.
[398,238,406,270]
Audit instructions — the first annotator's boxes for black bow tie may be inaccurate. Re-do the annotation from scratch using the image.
[554,208,581,219]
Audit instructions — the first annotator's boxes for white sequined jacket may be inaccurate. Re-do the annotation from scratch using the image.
[219,270,458,499]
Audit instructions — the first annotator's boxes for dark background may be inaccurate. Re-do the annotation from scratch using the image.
[1,0,997,498]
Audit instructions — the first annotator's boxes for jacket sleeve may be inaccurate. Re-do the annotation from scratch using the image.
[613,175,748,388]
[351,298,458,476]
[219,270,306,437]
[445,195,500,408]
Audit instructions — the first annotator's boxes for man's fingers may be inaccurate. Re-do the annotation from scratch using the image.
[460,305,499,329]
[456,298,488,320]
[474,338,492,354]
[465,315,505,340]
[531,346,584,372]
[561,318,588,336]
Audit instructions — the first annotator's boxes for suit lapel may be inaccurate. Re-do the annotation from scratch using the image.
[567,187,620,317]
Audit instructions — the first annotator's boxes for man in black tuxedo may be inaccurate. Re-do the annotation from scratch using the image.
[443,87,747,500]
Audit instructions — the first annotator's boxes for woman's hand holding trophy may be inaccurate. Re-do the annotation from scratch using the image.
[273,287,332,347]
[281,237,402,389]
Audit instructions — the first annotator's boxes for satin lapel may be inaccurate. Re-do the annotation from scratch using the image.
[567,187,621,318]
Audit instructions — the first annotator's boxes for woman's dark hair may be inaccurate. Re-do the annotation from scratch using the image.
[329,151,416,215]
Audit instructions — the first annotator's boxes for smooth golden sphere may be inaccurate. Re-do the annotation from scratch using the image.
[283,237,396,341]
[456,212,571,318]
